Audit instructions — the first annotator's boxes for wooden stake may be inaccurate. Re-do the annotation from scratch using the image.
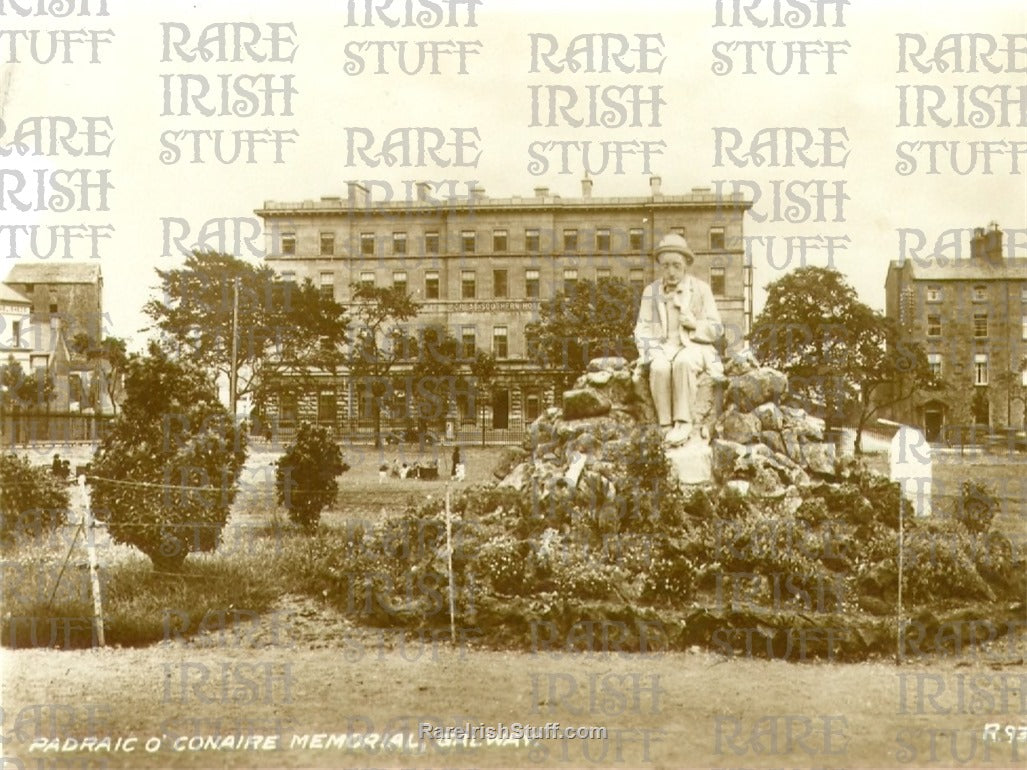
[445,483,456,645]
[896,496,903,666]
[80,475,105,647]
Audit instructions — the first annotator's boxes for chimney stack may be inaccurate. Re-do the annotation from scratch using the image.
[416,181,433,202]
[650,175,662,197]
[471,185,486,201]
[581,177,593,198]
[971,223,1003,263]
[534,186,549,198]
[347,181,369,207]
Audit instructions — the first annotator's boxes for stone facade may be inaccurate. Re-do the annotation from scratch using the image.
[256,178,752,434]
[885,223,1027,440]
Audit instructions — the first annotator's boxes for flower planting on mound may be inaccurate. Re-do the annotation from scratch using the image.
[322,356,1024,661]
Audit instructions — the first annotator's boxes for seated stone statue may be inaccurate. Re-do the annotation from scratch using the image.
[634,233,726,446]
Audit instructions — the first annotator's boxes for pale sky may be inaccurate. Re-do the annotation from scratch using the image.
[1,0,1025,350]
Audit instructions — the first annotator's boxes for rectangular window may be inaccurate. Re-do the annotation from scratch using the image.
[493,326,508,359]
[596,228,611,252]
[318,390,337,424]
[927,353,942,379]
[493,229,508,252]
[320,232,335,256]
[926,313,941,337]
[425,270,440,300]
[629,268,645,291]
[563,229,578,252]
[563,268,578,294]
[461,230,476,254]
[1022,369,1027,387]
[359,271,375,288]
[281,233,296,255]
[1021,284,1027,302]
[710,227,726,250]
[461,326,476,359]
[493,269,508,298]
[279,392,298,424]
[525,229,540,252]
[393,270,408,294]
[973,285,987,302]
[281,270,296,283]
[670,226,686,237]
[425,231,440,254]
[461,270,476,299]
[360,233,375,256]
[1022,315,1027,341]
[596,268,611,281]
[974,353,989,386]
[629,228,644,252]
[319,271,334,298]
[525,394,541,422]
[974,312,988,338]
[925,285,942,303]
[710,267,726,296]
[393,232,407,255]
[525,268,540,299]
[12,320,21,347]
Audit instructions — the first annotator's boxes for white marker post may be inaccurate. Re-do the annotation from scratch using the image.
[79,475,105,647]
[888,426,933,664]
[444,483,456,645]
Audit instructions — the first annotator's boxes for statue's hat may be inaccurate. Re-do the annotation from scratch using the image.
[654,233,695,264]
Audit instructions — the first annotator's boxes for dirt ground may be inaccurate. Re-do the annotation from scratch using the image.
[3,588,1026,770]
[3,445,1026,769]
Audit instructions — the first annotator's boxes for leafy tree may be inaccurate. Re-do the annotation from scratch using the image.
[275,421,348,529]
[848,316,934,453]
[71,333,128,413]
[526,278,639,388]
[1,453,70,542]
[90,343,247,571]
[347,283,420,447]
[1,356,55,409]
[405,324,463,435]
[751,267,933,446]
[142,251,349,413]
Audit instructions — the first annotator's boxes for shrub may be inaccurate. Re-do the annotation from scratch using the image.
[275,422,348,529]
[90,344,247,571]
[951,480,999,534]
[1,453,69,542]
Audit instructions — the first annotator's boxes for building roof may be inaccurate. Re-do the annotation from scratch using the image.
[0,282,30,305]
[3,262,102,284]
[889,258,1027,282]
[256,186,753,217]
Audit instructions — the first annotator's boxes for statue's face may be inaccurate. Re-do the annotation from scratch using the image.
[659,251,689,287]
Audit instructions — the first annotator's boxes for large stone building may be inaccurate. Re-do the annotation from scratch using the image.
[256,177,752,436]
[885,223,1027,441]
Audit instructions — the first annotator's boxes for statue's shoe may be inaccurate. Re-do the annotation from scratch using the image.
[665,423,691,446]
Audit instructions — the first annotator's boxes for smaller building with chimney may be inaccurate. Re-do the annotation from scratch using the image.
[1,262,105,413]
[885,223,1027,440]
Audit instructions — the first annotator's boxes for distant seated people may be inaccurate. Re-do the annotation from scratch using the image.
[634,233,726,446]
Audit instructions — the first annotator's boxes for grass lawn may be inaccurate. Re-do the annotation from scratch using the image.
[2,444,1025,769]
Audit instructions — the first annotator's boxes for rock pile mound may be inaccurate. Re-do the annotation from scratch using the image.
[498,352,841,502]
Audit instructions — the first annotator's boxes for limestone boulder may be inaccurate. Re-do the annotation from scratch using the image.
[726,368,788,411]
[802,442,837,477]
[718,409,762,444]
[588,356,628,373]
[560,389,613,420]
[712,439,747,480]
[666,440,713,486]
[754,402,783,431]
